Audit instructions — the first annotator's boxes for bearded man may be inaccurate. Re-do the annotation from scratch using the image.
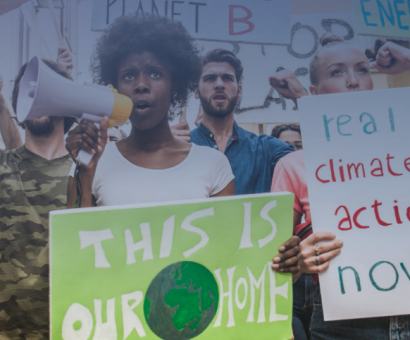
[0,60,75,339]
[190,49,300,284]
[191,49,294,195]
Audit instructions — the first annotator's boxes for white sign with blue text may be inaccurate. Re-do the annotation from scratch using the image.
[299,88,410,321]
[91,0,291,45]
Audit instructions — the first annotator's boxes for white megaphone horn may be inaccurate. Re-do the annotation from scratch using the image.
[17,56,133,166]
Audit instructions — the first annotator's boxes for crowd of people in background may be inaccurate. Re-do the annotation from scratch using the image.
[0,13,410,340]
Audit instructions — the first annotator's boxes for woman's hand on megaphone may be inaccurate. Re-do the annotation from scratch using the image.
[66,117,109,170]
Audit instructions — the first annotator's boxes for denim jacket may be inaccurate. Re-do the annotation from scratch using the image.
[191,121,294,195]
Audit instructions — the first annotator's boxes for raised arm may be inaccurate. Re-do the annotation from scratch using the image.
[66,117,109,208]
[372,41,410,75]
[170,121,191,142]
[0,75,22,150]
[269,69,308,108]
[57,46,74,76]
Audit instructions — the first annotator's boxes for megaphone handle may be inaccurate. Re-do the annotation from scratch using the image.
[75,118,100,166]
[76,149,94,166]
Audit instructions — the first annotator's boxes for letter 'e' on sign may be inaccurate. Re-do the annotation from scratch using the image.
[91,0,291,45]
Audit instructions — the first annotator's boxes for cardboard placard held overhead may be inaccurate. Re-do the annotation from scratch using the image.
[291,0,353,14]
[298,87,410,321]
[354,0,410,39]
[91,0,291,46]
[50,193,294,339]
[227,11,358,125]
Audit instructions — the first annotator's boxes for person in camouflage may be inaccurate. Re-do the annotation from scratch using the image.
[0,60,75,340]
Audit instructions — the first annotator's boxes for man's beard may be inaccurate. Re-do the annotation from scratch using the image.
[25,116,63,137]
[198,91,238,118]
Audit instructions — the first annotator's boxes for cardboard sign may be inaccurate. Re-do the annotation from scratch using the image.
[90,0,291,45]
[229,11,359,124]
[298,88,410,321]
[354,0,410,39]
[50,193,294,339]
[291,0,353,14]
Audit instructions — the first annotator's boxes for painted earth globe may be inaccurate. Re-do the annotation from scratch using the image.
[144,261,219,340]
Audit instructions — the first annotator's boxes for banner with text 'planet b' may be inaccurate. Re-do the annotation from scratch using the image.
[50,193,294,340]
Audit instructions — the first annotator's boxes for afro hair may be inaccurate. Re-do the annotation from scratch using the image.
[91,15,202,120]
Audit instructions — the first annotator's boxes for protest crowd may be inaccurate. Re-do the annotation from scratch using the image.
[0,7,410,340]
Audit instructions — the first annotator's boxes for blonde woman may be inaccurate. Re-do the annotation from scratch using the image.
[270,34,410,340]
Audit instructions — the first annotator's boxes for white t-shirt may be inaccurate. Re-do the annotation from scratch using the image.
[70,143,234,207]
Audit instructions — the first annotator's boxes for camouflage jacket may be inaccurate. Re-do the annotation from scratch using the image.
[0,146,72,340]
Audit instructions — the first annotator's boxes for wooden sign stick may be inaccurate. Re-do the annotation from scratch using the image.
[46,0,64,46]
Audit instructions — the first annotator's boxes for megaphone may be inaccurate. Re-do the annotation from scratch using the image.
[17,56,133,166]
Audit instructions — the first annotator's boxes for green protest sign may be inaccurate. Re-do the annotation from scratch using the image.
[50,193,293,340]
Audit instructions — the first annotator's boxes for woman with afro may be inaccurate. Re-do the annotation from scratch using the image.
[66,14,235,207]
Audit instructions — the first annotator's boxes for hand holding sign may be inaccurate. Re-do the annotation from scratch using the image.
[271,236,300,275]
[170,122,191,142]
[57,46,74,75]
[298,232,343,274]
[372,42,410,75]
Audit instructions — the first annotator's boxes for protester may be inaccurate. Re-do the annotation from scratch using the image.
[191,49,295,195]
[66,15,235,208]
[271,123,303,151]
[0,60,76,339]
[0,73,22,150]
[190,48,300,278]
[65,18,300,309]
[270,34,410,340]
[271,149,313,340]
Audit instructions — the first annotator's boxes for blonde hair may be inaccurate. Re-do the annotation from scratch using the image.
[309,33,350,86]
